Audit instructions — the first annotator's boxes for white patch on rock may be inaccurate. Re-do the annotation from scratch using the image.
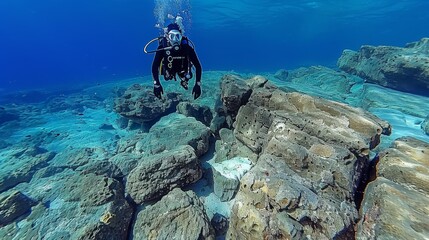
[211,157,252,180]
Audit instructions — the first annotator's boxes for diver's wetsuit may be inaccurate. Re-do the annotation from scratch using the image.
[151,38,202,85]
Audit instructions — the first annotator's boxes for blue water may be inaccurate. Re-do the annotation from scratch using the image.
[0,0,428,91]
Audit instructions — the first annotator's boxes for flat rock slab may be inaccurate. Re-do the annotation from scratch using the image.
[273,65,364,102]
[132,188,215,240]
[358,84,429,118]
[338,38,429,95]
[357,137,429,239]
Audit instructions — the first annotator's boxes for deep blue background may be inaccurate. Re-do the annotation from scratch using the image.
[1,0,428,91]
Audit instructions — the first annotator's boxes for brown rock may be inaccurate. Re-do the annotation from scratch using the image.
[357,137,429,239]
[227,84,391,239]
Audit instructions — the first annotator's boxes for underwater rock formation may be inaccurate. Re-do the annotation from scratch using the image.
[357,84,429,118]
[211,157,252,201]
[338,38,429,95]
[132,188,215,239]
[116,113,211,158]
[126,145,202,204]
[214,128,258,163]
[356,137,429,239]
[274,69,289,81]
[0,191,36,227]
[0,146,55,193]
[111,113,211,178]
[0,172,133,239]
[176,101,213,126]
[422,115,429,135]
[220,75,252,117]
[275,65,365,102]
[221,75,391,239]
[114,84,182,123]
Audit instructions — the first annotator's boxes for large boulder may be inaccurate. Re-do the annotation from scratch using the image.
[176,101,213,126]
[338,38,429,95]
[227,82,391,239]
[114,84,182,123]
[220,75,252,116]
[116,113,211,158]
[126,145,202,204]
[356,137,429,239]
[132,188,215,239]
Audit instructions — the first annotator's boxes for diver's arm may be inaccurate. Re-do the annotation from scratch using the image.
[189,47,202,82]
[151,50,163,84]
[189,46,202,99]
[152,48,164,99]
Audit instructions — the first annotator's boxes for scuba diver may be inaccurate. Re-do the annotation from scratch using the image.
[144,19,202,100]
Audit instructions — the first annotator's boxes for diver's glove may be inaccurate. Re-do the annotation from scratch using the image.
[153,82,164,99]
[192,81,201,100]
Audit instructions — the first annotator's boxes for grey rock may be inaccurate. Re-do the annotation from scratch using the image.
[0,172,133,240]
[338,38,429,95]
[114,84,182,123]
[77,160,124,179]
[108,152,142,176]
[246,75,270,89]
[214,128,258,163]
[50,147,109,170]
[210,114,227,134]
[126,145,202,204]
[422,115,429,135]
[116,113,211,158]
[0,147,55,193]
[220,74,252,114]
[358,84,429,118]
[0,191,36,227]
[212,157,252,201]
[211,213,229,236]
[60,173,133,239]
[176,101,213,126]
[277,66,364,102]
[132,188,215,240]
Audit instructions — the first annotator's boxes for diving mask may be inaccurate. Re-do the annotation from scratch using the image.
[167,30,182,46]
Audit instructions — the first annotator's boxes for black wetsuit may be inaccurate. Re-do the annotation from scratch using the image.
[151,38,202,85]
